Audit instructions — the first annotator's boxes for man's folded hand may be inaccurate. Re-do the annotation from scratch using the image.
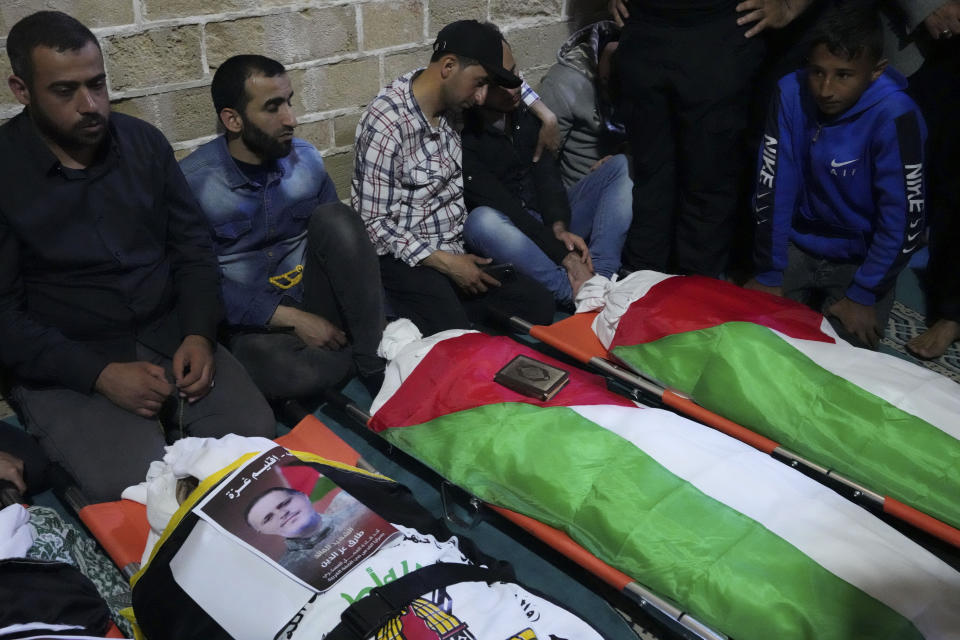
[95,361,174,417]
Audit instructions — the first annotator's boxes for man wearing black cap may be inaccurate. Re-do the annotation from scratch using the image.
[352,20,554,336]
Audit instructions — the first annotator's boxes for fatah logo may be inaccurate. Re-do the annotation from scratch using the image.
[376,592,475,640]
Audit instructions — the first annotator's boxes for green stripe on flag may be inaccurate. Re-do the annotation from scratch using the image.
[384,402,919,640]
[611,321,960,529]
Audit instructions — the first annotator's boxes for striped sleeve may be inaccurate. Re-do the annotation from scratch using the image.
[753,82,801,287]
[847,110,926,305]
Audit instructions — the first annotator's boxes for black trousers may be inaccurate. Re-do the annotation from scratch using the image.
[618,12,764,276]
[379,255,555,337]
[908,41,960,323]
[229,202,386,400]
[781,244,895,350]
[13,344,275,502]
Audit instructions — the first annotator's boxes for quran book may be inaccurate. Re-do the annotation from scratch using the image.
[494,355,569,401]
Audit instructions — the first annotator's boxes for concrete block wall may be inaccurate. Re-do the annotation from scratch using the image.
[1,0,607,195]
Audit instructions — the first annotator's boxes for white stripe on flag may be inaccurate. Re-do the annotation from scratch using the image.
[571,404,960,638]
[777,332,960,441]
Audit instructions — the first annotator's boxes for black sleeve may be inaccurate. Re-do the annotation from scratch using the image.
[529,146,572,230]
[159,138,224,344]
[462,137,569,264]
[0,207,111,392]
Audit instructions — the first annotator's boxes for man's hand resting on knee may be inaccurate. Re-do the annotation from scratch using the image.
[271,305,347,350]
[422,251,500,296]
[95,361,174,417]
[827,297,882,348]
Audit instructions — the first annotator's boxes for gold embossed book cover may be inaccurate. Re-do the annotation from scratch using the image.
[494,355,569,401]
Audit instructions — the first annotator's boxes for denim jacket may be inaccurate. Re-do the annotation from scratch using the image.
[180,136,338,326]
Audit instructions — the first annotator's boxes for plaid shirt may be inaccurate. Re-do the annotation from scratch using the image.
[352,71,468,266]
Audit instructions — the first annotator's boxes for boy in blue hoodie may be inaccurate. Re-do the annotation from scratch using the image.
[745,5,927,349]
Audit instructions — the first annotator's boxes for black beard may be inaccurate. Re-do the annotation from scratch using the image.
[30,105,107,153]
[240,116,293,161]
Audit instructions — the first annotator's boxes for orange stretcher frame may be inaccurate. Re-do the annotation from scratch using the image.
[513,312,960,550]
[75,413,725,640]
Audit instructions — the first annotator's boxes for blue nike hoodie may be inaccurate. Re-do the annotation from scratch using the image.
[752,67,927,305]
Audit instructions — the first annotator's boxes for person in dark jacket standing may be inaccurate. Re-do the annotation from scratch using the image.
[744,6,927,349]
[612,0,768,277]
[0,12,274,502]
[462,32,633,307]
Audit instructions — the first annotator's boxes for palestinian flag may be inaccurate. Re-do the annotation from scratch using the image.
[370,328,960,640]
[591,271,960,530]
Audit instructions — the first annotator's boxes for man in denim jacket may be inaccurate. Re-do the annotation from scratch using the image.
[181,55,385,402]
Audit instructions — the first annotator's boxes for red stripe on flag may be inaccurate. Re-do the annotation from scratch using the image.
[370,333,634,432]
[609,275,834,349]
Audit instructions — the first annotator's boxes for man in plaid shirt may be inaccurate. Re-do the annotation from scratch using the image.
[353,20,554,336]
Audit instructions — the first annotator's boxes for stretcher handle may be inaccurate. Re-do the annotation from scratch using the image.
[489,505,633,591]
[513,319,602,364]
[884,497,960,548]
[662,390,780,455]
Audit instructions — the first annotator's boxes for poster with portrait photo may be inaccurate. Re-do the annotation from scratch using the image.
[194,446,400,593]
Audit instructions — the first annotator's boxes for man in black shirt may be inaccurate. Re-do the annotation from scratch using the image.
[0,11,274,501]
[461,34,633,308]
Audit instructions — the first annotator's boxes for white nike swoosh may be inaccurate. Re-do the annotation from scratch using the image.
[755,204,770,213]
[902,245,917,254]
[909,218,922,228]
[830,158,859,168]
[756,218,769,225]
[756,191,770,200]
[907,231,922,242]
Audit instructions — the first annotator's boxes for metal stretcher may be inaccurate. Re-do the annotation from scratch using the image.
[70,413,725,640]
[509,311,960,553]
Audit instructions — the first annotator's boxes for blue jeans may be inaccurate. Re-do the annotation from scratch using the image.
[464,154,633,306]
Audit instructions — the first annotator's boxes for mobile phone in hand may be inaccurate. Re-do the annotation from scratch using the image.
[482,263,516,282]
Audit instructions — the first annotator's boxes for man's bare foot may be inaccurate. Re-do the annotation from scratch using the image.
[562,252,595,298]
[906,319,960,360]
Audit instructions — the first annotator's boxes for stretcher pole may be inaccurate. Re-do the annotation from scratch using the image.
[490,506,727,640]
[509,315,960,550]
[323,389,730,640]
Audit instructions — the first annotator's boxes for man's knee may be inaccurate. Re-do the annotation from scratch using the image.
[464,206,508,241]
[308,202,371,257]
[380,261,468,334]
[14,386,167,502]
[602,153,630,180]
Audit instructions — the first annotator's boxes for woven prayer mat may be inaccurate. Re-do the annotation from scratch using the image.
[882,301,960,383]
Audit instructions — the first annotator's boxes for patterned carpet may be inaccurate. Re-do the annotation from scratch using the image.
[882,301,960,383]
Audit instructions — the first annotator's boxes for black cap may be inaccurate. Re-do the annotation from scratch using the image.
[432,20,521,89]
